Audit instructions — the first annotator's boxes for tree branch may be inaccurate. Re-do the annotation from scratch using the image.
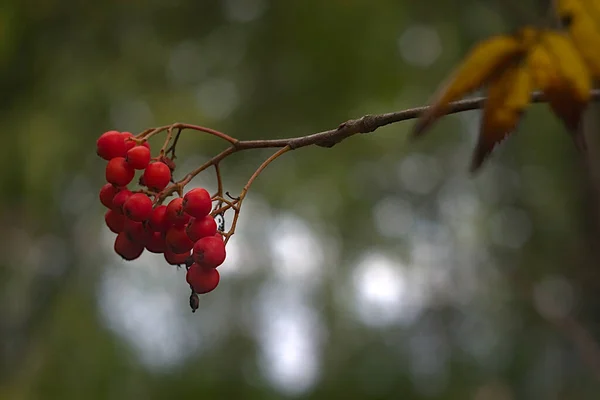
[233,89,600,151]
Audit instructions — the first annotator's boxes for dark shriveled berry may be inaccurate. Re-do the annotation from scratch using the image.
[189,292,200,313]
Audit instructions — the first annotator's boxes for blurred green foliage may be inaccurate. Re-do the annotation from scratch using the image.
[1,0,600,399]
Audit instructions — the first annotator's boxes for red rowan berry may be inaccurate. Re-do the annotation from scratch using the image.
[123,218,150,244]
[123,193,153,222]
[145,231,167,253]
[164,248,190,265]
[148,205,171,232]
[105,209,126,233]
[143,162,171,191]
[182,188,212,218]
[106,157,135,186]
[126,146,151,170]
[192,236,226,268]
[97,130,127,160]
[99,183,119,209]
[112,189,132,214]
[186,215,217,242]
[165,226,194,254]
[122,132,150,152]
[114,232,145,261]
[166,197,191,227]
[186,264,220,294]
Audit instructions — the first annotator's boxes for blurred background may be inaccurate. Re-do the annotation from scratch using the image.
[2,0,600,399]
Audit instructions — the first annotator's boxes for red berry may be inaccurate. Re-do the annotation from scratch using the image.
[164,248,190,265]
[123,193,153,222]
[186,264,220,294]
[192,236,226,268]
[148,205,171,232]
[183,188,212,218]
[145,231,167,253]
[126,146,151,170]
[122,132,150,152]
[99,183,119,209]
[166,197,191,227]
[105,209,126,233]
[114,232,145,261]
[112,189,132,214]
[165,226,194,254]
[186,215,217,242]
[106,157,135,186]
[143,162,171,191]
[123,219,150,244]
[97,130,127,160]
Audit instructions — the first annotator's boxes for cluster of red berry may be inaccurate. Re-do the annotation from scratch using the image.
[97,130,226,306]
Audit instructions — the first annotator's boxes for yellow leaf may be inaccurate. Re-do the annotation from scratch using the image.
[471,63,532,172]
[555,0,600,78]
[527,30,591,150]
[412,28,535,138]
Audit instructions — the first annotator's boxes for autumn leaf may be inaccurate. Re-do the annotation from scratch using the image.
[412,28,535,139]
[471,62,532,172]
[555,0,600,78]
[527,30,591,150]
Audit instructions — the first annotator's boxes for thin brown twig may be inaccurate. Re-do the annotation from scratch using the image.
[223,146,292,244]
[213,164,224,200]
[166,127,183,159]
